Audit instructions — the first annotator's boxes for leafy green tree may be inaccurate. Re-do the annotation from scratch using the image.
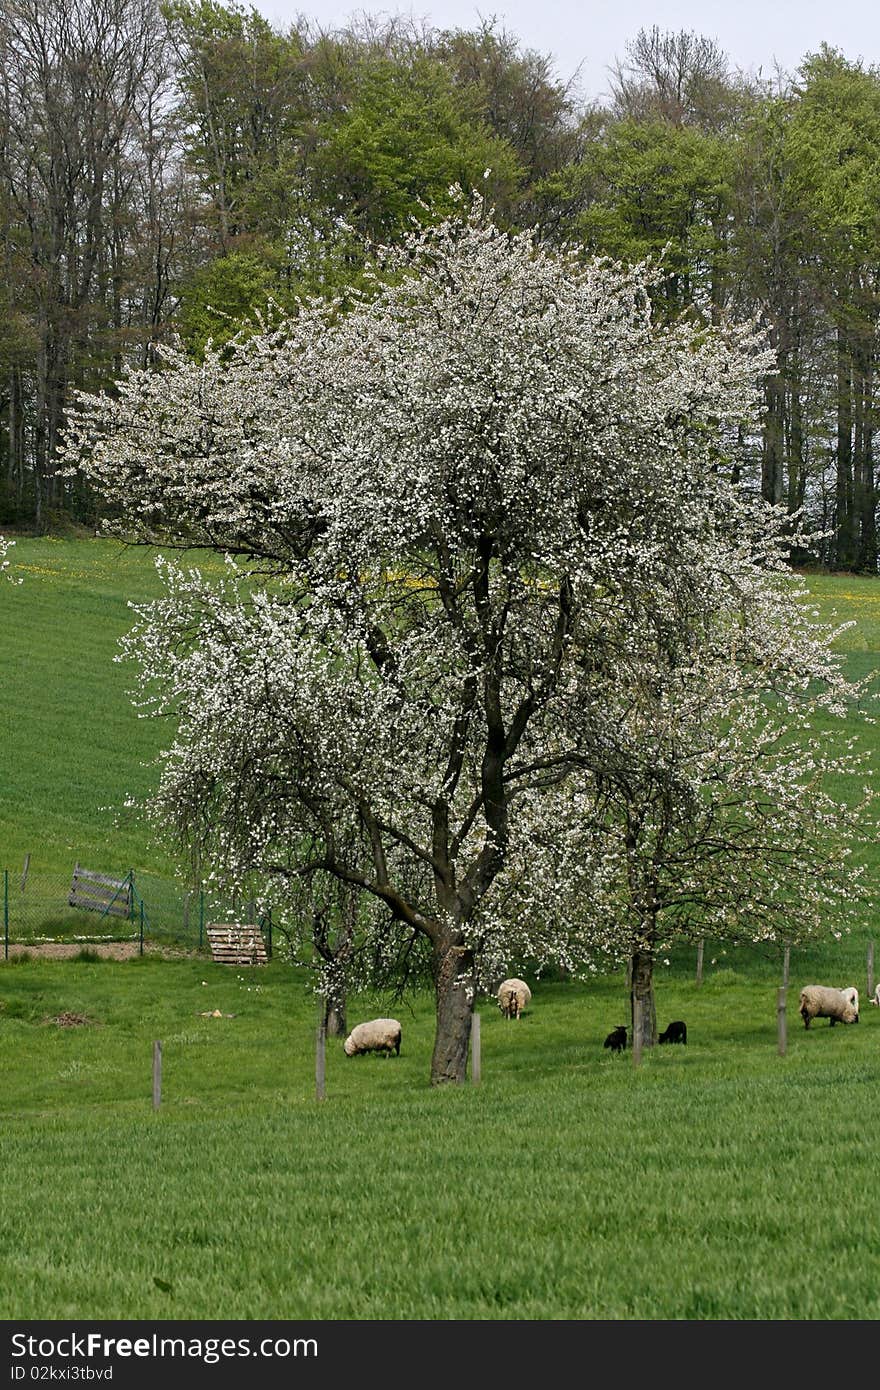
[312,55,522,242]
[432,19,582,182]
[175,245,280,357]
[785,47,880,571]
[162,0,310,249]
[558,119,734,322]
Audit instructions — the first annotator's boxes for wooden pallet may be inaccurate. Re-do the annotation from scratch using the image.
[206,922,268,965]
[69,863,133,918]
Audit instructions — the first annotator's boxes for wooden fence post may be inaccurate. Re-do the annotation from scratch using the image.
[782,944,791,990]
[867,941,875,1002]
[152,1040,162,1110]
[316,1022,326,1101]
[777,988,787,1057]
[471,1012,481,1085]
[632,994,642,1068]
[696,939,704,986]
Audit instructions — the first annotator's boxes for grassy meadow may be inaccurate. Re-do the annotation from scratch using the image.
[0,537,226,882]
[2,953,880,1320]
[2,539,880,1321]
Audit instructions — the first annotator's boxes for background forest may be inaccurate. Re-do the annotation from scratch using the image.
[1,1,879,570]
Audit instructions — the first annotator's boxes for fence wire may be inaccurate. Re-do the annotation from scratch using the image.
[2,861,272,957]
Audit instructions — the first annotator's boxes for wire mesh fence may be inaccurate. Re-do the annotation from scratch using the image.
[2,862,873,1006]
[2,861,273,958]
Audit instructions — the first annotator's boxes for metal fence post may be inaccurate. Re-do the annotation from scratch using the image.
[139,900,144,957]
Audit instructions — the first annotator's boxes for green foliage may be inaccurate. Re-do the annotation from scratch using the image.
[431,19,581,182]
[558,118,733,318]
[175,245,285,357]
[789,46,880,273]
[312,56,523,241]
[5,1,880,567]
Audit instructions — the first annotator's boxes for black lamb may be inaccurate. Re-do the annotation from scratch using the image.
[603,1025,627,1054]
[658,1020,687,1045]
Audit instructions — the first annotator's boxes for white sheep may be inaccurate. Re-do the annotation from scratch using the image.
[870,983,880,1008]
[497,978,531,1020]
[840,986,860,1021]
[343,1018,402,1057]
[798,985,858,1029]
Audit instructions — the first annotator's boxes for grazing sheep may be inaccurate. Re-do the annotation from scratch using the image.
[658,1019,687,1045]
[497,978,532,1019]
[871,983,880,1008]
[603,1025,627,1054]
[798,985,858,1029]
[343,1018,402,1057]
[840,986,860,1022]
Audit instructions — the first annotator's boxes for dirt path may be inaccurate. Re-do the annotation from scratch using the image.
[2,941,195,961]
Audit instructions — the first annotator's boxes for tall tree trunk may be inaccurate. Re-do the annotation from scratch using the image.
[855,347,876,573]
[762,368,785,505]
[786,367,806,513]
[430,937,475,1085]
[630,947,656,1051]
[836,327,855,570]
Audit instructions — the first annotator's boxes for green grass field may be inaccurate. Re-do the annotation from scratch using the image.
[2,953,879,1320]
[0,538,230,882]
[2,541,880,1321]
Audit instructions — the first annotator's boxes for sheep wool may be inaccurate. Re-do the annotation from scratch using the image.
[343,1018,402,1057]
[497,978,532,1019]
[798,985,858,1029]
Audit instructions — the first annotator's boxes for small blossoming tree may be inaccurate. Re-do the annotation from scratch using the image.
[64,199,865,1084]
[563,545,872,1049]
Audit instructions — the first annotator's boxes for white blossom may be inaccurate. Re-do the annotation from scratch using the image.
[61,195,877,1082]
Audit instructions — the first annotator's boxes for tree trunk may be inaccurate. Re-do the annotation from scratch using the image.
[836,328,855,570]
[787,368,806,513]
[630,948,656,1051]
[430,938,475,1085]
[324,998,346,1037]
[762,369,785,505]
[855,347,875,573]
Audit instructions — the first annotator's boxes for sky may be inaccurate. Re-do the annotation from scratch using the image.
[255,0,880,103]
